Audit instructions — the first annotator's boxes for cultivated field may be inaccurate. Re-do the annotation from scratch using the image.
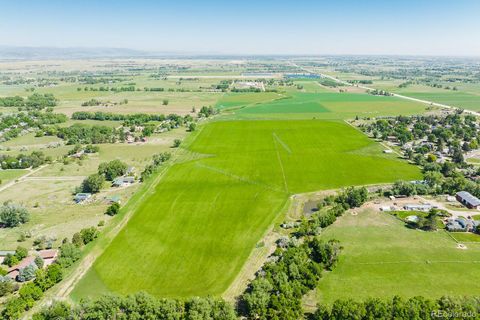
[73,120,420,298]
[220,92,428,120]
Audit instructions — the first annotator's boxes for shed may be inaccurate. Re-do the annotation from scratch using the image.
[456,191,480,209]
[74,193,91,203]
[112,176,135,187]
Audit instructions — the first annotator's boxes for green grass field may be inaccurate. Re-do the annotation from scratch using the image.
[317,209,480,304]
[401,91,480,111]
[0,169,27,185]
[220,92,427,120]
[73,120,420,299]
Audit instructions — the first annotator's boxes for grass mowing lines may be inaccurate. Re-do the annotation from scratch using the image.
[272,134,289,193]
[73,120,420,299]
[272,132,292,154]
[195,162,285,193]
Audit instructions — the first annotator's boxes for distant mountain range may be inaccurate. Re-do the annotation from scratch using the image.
[0,46,162,60]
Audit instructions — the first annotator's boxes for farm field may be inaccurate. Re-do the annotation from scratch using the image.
[73,119,421,299]
[399,91,480,111]
[317,209,480,304]
[221,92,428,120]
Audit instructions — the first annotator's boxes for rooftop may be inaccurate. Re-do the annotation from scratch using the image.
[456,191,480,206]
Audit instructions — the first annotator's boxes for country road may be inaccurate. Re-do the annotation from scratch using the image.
[290,62,480,116]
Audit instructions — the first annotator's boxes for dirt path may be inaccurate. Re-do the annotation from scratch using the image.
[24,176,85,181]
[0,165,48,193]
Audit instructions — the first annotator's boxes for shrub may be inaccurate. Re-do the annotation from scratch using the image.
[17,263,38,282]
[57,243,81,268]
[80,227,98,244]
[34,256,44,269]
[173,139,181,148]
[0,202,30,228]
[105,203,120,216]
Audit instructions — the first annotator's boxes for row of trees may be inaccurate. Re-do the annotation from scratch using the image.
[33,292,236,320]
[0,93,57,110]
[55,124,118,145]
[0,151,49,170]
[312,296,480,320]
[140,152,172,181]
[238,187,368,319]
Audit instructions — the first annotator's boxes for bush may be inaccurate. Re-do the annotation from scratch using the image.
[2,254,18,267]
[57,243,81,268]
[0,202,30,228]
[105,203,120,216]
[34,256,44,269]
[173,139,181,148]
[15,246,28,260]
[17,263,38,282]
[81,173,105,193]
[0,276,15,297]
[80,227,98,244]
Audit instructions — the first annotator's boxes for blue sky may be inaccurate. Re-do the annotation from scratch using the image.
[0,0,479,55]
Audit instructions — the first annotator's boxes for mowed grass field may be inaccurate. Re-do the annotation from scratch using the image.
[317,209,480,304]
[73,120,420,299]
[218,92,428,120]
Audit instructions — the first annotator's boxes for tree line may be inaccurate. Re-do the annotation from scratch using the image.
[0,94,57,111]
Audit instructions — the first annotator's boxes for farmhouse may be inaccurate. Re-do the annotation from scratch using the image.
[74,193,91,203]
[112,176,135,187]
[456,191,480,209]
[403,204,432,211]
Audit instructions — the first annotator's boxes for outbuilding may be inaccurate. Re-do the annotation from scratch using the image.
[112,176,135,187]
[456,191,480,209]
[74,193,91,203]
[403,204,432,211]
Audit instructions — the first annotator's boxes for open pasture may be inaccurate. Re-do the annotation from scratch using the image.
[317,209,480,304]
[73,120,420,299]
